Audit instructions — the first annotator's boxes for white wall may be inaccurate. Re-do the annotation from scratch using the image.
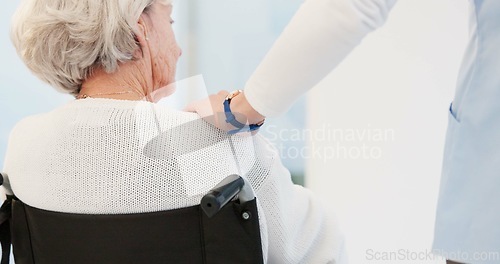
[306,0,468,263]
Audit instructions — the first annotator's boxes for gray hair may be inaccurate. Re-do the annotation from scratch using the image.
[11,0,173,96]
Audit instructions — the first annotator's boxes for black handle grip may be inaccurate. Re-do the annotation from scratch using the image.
[0,173,4,186]
[201,174,244,218]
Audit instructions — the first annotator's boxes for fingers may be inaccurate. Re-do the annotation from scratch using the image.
[183,101,197,113]
[183,90,262,134]
[184,91,228,113]
[209,93,228,128]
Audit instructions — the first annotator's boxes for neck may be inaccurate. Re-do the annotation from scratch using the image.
[79,61,154,101]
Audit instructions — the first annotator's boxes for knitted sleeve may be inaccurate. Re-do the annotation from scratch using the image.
[1,129,16,200]
[249,136,346,263]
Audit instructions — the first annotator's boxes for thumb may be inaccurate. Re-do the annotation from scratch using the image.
[183,101,197,113]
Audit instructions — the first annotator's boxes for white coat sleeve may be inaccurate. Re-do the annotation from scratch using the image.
[244,0,398,117]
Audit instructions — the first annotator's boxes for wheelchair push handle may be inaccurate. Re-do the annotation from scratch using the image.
[0,173,4,186]
[201,174,244,218]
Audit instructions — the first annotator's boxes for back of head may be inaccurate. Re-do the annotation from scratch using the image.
[10,0,172,96]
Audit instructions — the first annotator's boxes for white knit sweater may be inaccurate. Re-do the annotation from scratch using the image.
[2,98,345,264]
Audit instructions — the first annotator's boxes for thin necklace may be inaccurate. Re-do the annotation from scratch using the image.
[76,89,145,100]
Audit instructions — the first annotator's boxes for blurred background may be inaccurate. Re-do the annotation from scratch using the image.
[1,0,468,263]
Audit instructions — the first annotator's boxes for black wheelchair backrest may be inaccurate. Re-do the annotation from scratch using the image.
[0,173,263,264]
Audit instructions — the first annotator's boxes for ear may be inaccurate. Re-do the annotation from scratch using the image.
[134,16,149,58]
[136,16,148,45]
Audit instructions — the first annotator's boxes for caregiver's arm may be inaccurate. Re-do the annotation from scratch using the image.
[186,0,397,126]
[244,0,397,118]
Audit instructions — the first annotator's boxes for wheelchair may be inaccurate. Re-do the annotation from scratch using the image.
[0,173,264,264]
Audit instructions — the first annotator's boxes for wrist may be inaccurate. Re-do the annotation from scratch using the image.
[230,91,265,125]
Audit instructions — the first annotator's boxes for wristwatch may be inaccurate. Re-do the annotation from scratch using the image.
[223,90,265,133]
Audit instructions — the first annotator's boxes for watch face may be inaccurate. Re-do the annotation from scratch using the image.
[226,90,243,101]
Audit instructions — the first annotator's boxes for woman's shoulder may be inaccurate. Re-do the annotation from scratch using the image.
[10,111,53,136]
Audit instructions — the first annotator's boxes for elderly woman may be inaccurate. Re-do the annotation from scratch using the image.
[2,0,345,263]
